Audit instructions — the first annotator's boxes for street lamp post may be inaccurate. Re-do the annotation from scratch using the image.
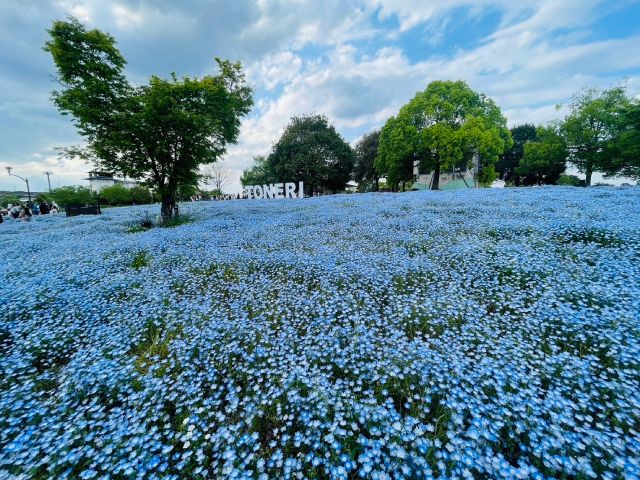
[5,167,32,204]
[44,171,54,193]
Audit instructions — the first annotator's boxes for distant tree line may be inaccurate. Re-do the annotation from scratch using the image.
[44,184,228,208]
[40,185,155,208]
[241,114,356,196]
[243,83,639,192]
[496,86,639,187]
[242,81,512,193]
[45,18,638,208]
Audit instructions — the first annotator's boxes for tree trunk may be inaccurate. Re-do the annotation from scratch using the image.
[585,166,593,187]
[374,177,379,192]
[431,160,441,190]
[161,191,175,222]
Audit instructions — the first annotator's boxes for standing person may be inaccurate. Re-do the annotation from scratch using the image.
[50,204,59,214]
[39,201,50,215]
[32,203,40,215]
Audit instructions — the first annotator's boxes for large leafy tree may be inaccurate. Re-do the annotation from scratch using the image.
[267,114,355,196]
[561,86,630,186]
[517,124,567,186]
[240,155,276,187]
[45,17,253,219]
[377,80,511,190]
[496,124,537,185]
[603,101,640,181]
[375,117,416,191]
[353,130,381,192]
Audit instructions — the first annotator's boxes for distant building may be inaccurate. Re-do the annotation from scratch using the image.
[84,171,138,192]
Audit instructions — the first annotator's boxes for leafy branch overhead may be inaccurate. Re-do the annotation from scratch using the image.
[45,16,253,218]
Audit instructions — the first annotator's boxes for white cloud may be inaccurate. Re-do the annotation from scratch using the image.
[247,50,304,91]
[112,4,144,29]
[1,0,639,193]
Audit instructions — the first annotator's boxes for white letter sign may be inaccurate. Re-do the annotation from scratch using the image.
[246,182,304,199]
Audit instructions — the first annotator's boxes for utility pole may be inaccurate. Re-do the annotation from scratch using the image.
[5,167,32,204]
[44,171,54,193]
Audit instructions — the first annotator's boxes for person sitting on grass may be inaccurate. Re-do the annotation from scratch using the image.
[10,205,21,219]
[19,206,33,222]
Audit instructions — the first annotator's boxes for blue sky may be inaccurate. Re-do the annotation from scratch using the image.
[1,0,639,193]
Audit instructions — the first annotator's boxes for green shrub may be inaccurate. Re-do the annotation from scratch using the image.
[556,174,585,186]
[0,193,21,207]
[126,213,193,233]
[50,185,96,207]
[130,186,153,204]
[99,184,132,205]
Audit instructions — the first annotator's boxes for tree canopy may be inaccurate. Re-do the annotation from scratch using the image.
[266,114,355,196]
[561,86,631,186]
[45,17,253,218]
[517,124,568,186]
[353,130,381,192]
[377,80,511,190]
[240,155,276,187]
[603,101,640,180]
[496,124,537,186]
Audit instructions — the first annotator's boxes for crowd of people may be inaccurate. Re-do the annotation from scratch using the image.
[0,200,59,224]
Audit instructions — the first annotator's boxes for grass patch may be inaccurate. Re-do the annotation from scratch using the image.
[126,213,194,233]
[554,227,623,248]
[129,320,182,376]
[130,251,151,269]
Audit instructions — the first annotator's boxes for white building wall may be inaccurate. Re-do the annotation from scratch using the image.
[89,179,115,192]
[88,179,139,192]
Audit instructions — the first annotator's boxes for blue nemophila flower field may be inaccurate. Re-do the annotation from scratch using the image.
[1,187,639,479]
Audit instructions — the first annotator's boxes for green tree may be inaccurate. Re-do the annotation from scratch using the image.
[353,130,381,191]
[45,17,253,220]
[177,183,198,202]
[603,101,640,181]
[129,185,153,204]
[376,116,416,191]
[0,194,21,208]
[561,86,631,186]
[99,184,132,205]
[240,155,276,187]
[517,125,567,186]
[496,124,537,185]
[49,186,95,207]
[267,114,355,196]
[377,80,511,190]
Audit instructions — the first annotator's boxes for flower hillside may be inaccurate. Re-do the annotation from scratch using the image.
[1,187,639,479]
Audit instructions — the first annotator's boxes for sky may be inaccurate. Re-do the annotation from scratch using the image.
[1,0,639,193]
